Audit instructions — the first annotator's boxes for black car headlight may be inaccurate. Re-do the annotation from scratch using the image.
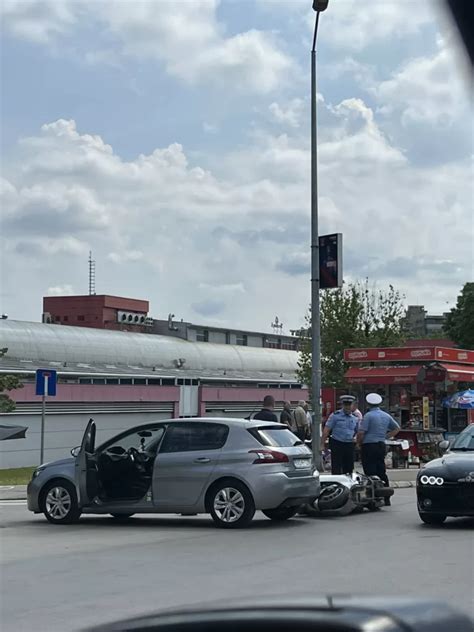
[32,466,46,479]
[419,474,444,486]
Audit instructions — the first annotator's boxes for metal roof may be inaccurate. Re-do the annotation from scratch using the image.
[0,320,299,375]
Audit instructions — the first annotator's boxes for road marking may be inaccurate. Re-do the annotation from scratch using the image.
[0,500,27,506]
[0,486,15,490]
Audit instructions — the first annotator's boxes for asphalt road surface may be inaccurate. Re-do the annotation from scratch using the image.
[1,489,473,631]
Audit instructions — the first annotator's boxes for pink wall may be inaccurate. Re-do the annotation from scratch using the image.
[10,383,179,403]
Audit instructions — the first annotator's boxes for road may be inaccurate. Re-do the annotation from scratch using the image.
[0,489,472,631]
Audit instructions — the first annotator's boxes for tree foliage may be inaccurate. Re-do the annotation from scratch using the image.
[444,283,474,350]
[0,348,23,413]
[297,280,406,389]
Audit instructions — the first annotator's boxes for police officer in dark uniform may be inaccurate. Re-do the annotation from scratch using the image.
[357,393,400,505]
[320,395,358,475]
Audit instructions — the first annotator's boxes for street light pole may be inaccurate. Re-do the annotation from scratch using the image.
[310,1,327,471]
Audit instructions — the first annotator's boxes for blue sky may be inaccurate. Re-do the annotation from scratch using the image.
[1,0,472,330]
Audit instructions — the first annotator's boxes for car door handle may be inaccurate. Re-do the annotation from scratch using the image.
[194,457,211,463]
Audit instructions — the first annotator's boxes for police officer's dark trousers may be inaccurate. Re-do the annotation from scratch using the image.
[361,442,389,486]
[330,438,354,475]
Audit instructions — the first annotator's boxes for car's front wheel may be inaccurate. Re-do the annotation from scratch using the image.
[419,512,446,525]
[41,480,81,524]
[209,480,255,529]
[262,507,299,522]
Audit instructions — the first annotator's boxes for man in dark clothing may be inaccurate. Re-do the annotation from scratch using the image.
[253,395,278,422]
[280,401,293,427]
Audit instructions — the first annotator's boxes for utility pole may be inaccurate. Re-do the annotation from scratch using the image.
[310,0,329,471]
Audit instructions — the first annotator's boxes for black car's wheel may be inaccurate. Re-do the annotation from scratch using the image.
[208,479,255,529]
[262,507,299,522]
[41,480,81,525]
[110,513,135,520]
[419,512,447,525]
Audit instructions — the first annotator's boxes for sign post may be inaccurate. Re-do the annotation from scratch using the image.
[36,369,57,464]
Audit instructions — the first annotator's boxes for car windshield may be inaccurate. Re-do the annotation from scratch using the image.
[451,426,474,451]
[249,427,304,448]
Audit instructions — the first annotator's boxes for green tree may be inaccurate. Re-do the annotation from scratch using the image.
[297,280,406,389]
[444,283,474,349]
[0,348,23,412]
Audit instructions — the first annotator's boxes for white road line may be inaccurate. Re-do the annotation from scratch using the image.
[0,500,27,506]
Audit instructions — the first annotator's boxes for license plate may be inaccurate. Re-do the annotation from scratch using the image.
[294,458,311,469]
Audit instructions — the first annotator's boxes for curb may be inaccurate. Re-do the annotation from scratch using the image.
[391,481,415,489]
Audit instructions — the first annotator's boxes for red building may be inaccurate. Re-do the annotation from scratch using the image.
[43,295,150,332]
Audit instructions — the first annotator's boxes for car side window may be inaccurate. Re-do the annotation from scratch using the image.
[160,423,229,453]
[101,426,165,454]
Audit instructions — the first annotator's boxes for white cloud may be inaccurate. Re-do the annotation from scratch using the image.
[375,41,470,127]
[312,0,435,51]
[269,99,305,128]
[46,284,75,296]
[203,122,219,134]
[108,250,144,264]
[2,106,471,328]
[1,0,294,94]
[1,0,77,44]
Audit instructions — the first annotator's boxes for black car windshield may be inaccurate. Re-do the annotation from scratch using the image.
[451,426,474,451]
[249,427,304,448]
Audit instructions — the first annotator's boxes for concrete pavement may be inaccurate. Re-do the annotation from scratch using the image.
[0,489,472,631]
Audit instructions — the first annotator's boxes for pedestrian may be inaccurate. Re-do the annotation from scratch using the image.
[253,395,278,423]
[303,402,313,439]
[280,401,293,428]
[293,400,309,441]
[357,393,400,506]
[351,399,363,427]
[320,395,358,475]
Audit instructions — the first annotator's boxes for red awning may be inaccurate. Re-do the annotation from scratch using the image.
[345,366,419,385]
[437,363,474,382]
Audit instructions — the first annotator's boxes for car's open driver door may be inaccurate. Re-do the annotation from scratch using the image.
[75,418,97,507]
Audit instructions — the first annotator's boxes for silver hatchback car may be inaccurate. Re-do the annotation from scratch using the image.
[27,417,320,528]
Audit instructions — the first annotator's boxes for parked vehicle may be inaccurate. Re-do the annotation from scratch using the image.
[301,471,393,516]
[27,418,320,528]
[417,423,474,524]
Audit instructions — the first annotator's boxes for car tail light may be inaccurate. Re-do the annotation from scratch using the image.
[249,449,289,464]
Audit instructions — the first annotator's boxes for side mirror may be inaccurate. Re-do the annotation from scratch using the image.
[438,440,450,455]
[71,446,80,457]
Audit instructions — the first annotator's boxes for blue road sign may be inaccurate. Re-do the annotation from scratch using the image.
[36,369,57,397]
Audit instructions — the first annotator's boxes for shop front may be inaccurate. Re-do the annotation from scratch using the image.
[344,345,474,464]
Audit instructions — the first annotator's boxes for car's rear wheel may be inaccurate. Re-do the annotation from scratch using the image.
[110,513,135,520]
[419,512,446,525]
[208,480,255,529]
[41,480,81,524]
[262,507,299,522]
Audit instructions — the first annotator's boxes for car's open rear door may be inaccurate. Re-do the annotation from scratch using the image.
[75,418,97,507]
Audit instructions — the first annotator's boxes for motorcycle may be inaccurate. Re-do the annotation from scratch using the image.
[302,471,394,517]
[300,442,394,516]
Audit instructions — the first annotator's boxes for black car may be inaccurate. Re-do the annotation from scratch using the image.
[417,423,474,524]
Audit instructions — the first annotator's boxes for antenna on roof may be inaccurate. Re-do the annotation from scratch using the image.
[88,251,96,295]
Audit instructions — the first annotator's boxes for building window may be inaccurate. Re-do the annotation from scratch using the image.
[119,378,132,385]
[77,315,85,322]
[225,332,231,345]
[265,338,279,349]
[133,378,146,385]
[196,329,209,342]
[54,315,60,322]
[106,378,119,385]
[63,316,69,322]
[236,334,247,346]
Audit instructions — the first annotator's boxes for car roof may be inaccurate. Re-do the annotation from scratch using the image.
[165,417,281,429]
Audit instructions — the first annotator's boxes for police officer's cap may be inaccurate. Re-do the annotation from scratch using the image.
[366,392,383,405]
[339,395,355,404]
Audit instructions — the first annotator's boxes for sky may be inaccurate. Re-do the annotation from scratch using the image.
[0,0,472,333]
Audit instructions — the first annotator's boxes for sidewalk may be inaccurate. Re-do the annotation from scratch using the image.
[0,469,418,501]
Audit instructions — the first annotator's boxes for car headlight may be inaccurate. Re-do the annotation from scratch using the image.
[420,474,444,486]
[32,467,45,479]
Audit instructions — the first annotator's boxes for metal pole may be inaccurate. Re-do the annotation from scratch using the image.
[311,12,323,471]
[40,394,46,464]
